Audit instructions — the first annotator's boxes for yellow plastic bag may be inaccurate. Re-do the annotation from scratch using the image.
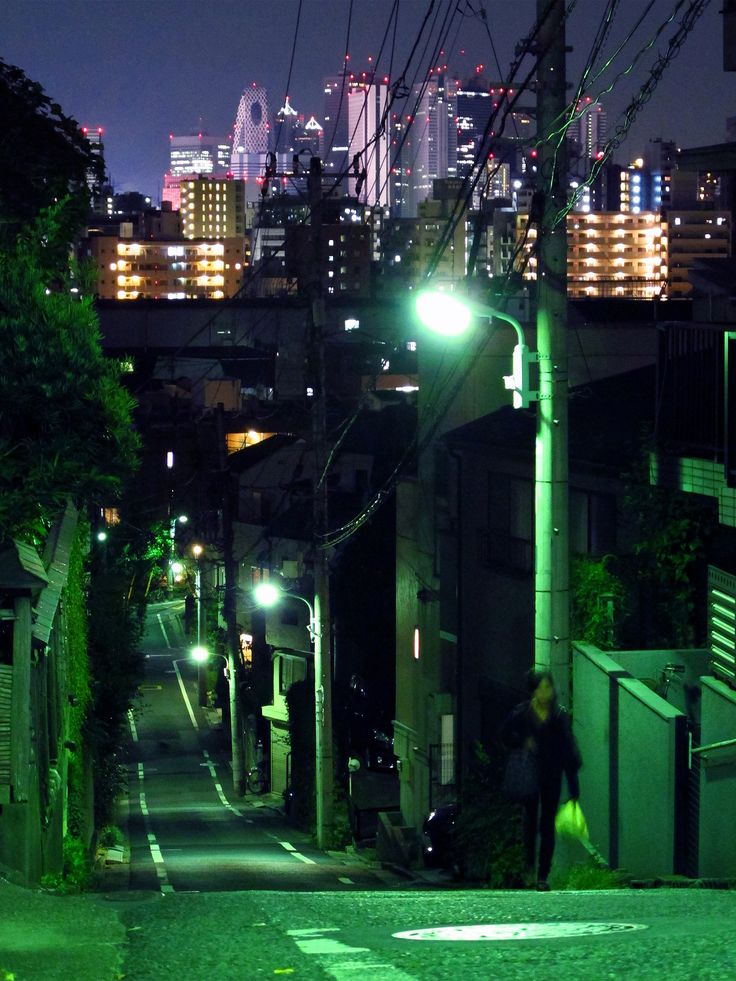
[555,799,589,840]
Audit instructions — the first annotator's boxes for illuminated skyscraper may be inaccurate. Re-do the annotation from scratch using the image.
[566,97,607,171]
[230,84,272,182]
[346,72,390,207]
[399,74,456,216]
[323,72,351,179]
[169,133,231,177]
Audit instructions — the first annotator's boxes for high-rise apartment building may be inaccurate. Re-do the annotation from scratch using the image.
[566,97,607,170]
[89,236,248,300]
[664,210,731,297]
[179,177,246,239]
[515,208,731,298]
[517,211,665,298]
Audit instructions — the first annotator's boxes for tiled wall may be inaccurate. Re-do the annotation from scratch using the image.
[650,454,736,527]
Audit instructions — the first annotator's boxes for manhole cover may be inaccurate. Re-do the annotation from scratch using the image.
[393,922,648,942]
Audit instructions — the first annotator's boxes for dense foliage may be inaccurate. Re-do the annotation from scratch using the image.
[0,59,101,251]
[571,446,717,651]
[0,208,139,541]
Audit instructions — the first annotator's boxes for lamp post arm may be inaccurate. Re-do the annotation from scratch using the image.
[474,303,526,349]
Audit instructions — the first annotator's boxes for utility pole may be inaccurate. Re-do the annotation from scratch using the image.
[534,0,570,706]
[196,549,208,707]
[217,404,245,795]
[308,156,334,847]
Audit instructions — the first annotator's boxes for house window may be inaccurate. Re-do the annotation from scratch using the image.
[569,488,617,555]
[482,474,533,572]
[279,656,306,694]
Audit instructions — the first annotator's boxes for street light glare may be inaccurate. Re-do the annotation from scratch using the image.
[254,582,282,608]
[191,645,209,662]
[415,291,473,337]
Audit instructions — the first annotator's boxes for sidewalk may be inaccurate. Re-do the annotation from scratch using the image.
[0,873,127,981]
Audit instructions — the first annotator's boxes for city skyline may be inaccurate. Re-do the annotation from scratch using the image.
[4,0,736,199]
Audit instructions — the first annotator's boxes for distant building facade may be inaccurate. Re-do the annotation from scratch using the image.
[88,236,248,300]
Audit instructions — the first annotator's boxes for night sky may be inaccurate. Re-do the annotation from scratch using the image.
[4,0,735,199]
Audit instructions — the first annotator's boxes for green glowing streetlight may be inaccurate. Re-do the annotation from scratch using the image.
[254,580,330,843]
[414,289,537,409]
[254,581,315,639]
[191,645,209,663]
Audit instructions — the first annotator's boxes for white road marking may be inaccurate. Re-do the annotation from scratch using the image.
[279,841,296,851]
[287,929,417,980]
[338,877,354,884]
[156,613,171,648]
[127,709,139,742]
[172,658,198,730]
[288,928,368,954]
[136,761,173,894]
[292,852,316,864]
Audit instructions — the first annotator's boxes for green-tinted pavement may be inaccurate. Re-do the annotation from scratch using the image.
[0,875,126,980]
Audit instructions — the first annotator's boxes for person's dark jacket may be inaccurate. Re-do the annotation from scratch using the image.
[501,701,582,800]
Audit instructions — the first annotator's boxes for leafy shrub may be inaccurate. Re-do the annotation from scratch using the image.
[453,741,526,887]
[40,835,92,893]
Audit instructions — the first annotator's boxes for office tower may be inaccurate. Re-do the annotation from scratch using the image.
[273,95,300,154]
[323,69,391,204]
[400,74,456,217]
[82,125,106,195]
[230,84,273,182]
[169,133,231,177]
[347,72,390,207]
[455,73,533,204]
[273,97,325,175]
[323,72,351,180]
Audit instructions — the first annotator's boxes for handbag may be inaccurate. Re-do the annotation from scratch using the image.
[555,799,589,839]
[501,747,538,802]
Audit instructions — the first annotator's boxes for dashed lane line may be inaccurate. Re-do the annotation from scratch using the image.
[136,761,173,894]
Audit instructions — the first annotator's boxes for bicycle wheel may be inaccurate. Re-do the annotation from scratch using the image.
[247,766,267,794]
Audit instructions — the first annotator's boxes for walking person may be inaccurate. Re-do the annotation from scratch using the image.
[501,668,582,891]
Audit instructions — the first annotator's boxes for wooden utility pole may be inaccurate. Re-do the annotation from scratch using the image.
[535,0,570,706]
[308,156,334,847]
[217,404,245,795]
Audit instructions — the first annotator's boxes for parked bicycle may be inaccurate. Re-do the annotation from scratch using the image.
[246,740,269,794]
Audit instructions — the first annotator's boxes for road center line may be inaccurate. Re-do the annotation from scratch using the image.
[127,709,139,742]
[136,761,173,893]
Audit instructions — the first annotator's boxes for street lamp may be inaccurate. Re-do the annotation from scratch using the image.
[253,582,316,639]
[254,581,332,847]
[415,287,569,702]
[415,290,537,409]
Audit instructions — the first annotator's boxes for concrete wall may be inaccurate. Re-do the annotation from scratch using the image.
[572,642,689,878]
[617,677,687,877]
[698,677,736,877]
[572,643,631,867]
[610,648,711,723]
